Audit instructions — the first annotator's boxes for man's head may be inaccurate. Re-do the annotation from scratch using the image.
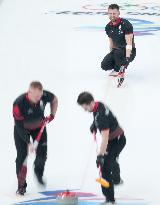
[77,92,95,112]
[28,81,43,104]
[108,4,120,23]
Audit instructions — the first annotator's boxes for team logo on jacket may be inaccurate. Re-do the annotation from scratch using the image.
[28,108,33,115]
[105,106,110,116]
[118,25,124,34]
[95,113,99,128]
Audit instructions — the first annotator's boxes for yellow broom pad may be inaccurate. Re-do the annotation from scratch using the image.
[96,178,110,188]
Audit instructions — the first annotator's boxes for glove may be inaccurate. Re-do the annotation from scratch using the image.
[90,122,97,134]
[44,114,54,123]
[96,155,105,168]
[121,57,130,68]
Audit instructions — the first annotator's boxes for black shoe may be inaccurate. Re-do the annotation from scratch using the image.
[16,187,25,196]
[101,200,116,204]
[16,186,26,196]
[37,176,46,186]
[16,181,27,196]
[35,172,46,186]
[106,199,116,204]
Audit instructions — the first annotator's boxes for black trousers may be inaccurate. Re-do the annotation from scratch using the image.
[101,48,136,72]
[101,134,126,201]
[14,126,47,187]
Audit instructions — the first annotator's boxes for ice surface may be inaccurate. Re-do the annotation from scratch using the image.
[0,0,160,204]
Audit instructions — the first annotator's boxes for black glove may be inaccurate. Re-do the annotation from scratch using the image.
[90,122,97,134]
[121,57,130,68]
[96,155,105,168]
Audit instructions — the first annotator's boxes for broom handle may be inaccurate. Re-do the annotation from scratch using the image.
[93,132,102,177]
[35,121,47,142]
[99,166,102,178]
[93,132,98,153]
[33,121,47,150]
[93,132,104,179]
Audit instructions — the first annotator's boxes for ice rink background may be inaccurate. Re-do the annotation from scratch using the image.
[0,0,160,204]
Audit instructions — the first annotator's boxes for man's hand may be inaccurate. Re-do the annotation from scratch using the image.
[90,122,97,134]
[96,155,105,168]
[121,57,130,68]
[44,114,54,123]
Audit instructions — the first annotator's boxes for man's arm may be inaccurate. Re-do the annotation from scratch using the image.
[98,129,110,155]
[109,37,113,52]
[50,95,58,116]
[125,33,133,58]
[13,105,30,144]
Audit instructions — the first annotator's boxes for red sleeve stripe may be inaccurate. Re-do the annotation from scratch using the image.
[13,105,24,120]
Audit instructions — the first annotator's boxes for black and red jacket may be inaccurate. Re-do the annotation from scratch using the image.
[13,90,55,143]
[93,102,124,140]
[105,18,135,49]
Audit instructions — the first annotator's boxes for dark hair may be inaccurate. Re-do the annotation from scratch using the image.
[77,92,94,105]
[30,81,43,91]
[108,4,119,10]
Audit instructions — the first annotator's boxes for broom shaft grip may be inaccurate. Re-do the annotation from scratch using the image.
[35,121,47,142]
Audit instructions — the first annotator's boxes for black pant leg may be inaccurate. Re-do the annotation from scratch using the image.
[31,128,47,178]
[101,154,115,201]
[101,51,115,71]
[112,158,120,184]
[113,49,126,71]
[108,135,126,184]
[116,135,126,156]
[14,126,28,187]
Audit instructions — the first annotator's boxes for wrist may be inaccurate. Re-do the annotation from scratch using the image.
[98,154,104,157]
[98,152,105,156]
